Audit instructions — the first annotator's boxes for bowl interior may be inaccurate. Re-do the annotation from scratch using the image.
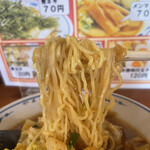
[0,93,150,142]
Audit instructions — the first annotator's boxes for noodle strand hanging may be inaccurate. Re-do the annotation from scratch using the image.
[14,35,127,150]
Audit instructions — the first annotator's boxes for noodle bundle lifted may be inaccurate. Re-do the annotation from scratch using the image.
[14,35,127,150]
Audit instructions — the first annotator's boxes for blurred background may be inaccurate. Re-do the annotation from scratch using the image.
[0,0,150,108]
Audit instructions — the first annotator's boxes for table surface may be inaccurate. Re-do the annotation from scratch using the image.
[0,77,150,109]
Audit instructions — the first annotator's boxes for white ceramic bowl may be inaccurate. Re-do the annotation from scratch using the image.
[0,93,150,142]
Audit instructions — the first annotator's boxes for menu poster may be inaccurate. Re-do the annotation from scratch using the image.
[0,0,150,88]
[0,0,74,87]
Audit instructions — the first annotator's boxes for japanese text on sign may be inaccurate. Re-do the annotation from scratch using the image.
[39,0,69,16]
[130,2,150,21]
[10,66,34,79]
[121,2,150,21]
[121,67,150,80]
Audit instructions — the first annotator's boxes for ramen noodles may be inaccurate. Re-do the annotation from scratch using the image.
[9,35,149,150]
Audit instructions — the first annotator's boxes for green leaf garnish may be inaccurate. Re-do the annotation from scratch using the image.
[68,132,79,147]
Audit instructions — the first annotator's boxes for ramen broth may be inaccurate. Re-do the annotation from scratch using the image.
[13,112,150,149]
[106,112,150,149]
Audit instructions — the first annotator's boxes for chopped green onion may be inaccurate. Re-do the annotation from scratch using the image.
[68,132,79,148]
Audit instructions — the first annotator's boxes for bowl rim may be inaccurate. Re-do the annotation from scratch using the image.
[0,93,149,115]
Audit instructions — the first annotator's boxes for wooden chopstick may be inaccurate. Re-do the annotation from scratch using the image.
[124,51,150,61]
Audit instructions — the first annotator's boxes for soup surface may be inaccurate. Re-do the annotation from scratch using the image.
[13,112,150,150]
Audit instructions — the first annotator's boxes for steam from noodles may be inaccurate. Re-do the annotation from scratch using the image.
[14,35,126,150]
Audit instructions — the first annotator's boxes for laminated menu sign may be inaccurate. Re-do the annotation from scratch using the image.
[0,0,150,88]
[39,0,70,16]
[0,0,74,87]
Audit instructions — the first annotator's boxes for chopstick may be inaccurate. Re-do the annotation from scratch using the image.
[124,51,150,61]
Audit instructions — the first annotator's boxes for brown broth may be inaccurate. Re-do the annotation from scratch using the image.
[106,111,150,144]
[13,112,150,148]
